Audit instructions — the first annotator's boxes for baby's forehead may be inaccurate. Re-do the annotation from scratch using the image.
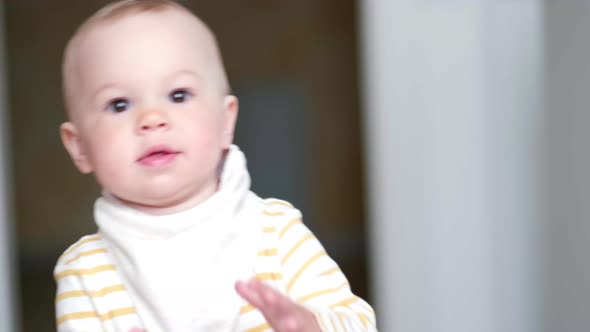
[62,7,228,113]
[65,8,218,74]
[82,8,212,47]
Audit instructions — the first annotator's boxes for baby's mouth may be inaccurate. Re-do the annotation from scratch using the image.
[137,145,181,166]
[144,150,171,158]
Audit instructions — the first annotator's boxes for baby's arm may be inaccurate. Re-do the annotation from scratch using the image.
[55,265,107,332]
[237,215,377,331]
[279,219,376,331]
[54,235,143,332]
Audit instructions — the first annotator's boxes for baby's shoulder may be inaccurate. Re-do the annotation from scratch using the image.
[53,233,112,274]
[256,197,301,218]
[248,197,304,230]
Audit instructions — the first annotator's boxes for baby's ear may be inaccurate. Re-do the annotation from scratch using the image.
[222,95,238,148]
[60,122,93,174]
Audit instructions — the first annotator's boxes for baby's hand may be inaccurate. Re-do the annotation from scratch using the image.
[235,279,322,332]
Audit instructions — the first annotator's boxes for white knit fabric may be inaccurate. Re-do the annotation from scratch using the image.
[95,145,260,331]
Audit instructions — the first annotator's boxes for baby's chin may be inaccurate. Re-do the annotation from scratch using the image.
[115,187,218,215]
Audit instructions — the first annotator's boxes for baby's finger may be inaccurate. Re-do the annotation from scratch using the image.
[256,280,286,317]
[235,280,264,308]
[257,281,277,304]
[237,279,284,314]
[249,281,302,328]
[236,279,314,332]
[236,280,289,321]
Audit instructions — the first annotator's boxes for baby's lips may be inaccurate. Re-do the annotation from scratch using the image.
[137,144,178,161]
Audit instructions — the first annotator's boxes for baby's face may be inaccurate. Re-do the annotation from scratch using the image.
[62,9,237,214]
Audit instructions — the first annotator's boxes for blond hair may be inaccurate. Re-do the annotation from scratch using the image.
[88,0,186,24]
[62,0,230,116]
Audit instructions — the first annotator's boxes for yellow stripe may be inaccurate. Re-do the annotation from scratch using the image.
[328,315,338,331]
[240,304,255,314]
[263,200,293,208]
[58,236,101,262]
[65,248,108,265]
[330,296,358,309]
[255,272,283,281]
[55,264,116,280]
[358,300,376,314]
[243,322,270,332]
[337,312,348,329]
[262,210,284,217]
[319,266,341,276]
[296,281,349,303]
[90,285,127,297]
[357,312,370,328]
[286,251,327,292]
[281,233,314,265]
[317,316,328,331]
[55,290,87,302]
[57,307,136,324]
[278,218,302,239]
[262,226,276,233]
[57,311,99,324]
[56,284,127,302]
[257,248,278,256]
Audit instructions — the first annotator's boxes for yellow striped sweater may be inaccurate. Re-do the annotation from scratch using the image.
[54,146,376,331]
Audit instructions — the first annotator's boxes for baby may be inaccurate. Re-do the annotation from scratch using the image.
[54,0,377,331]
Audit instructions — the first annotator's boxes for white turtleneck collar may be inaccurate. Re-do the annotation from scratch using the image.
[94,144,251,240]
[92,145,259,331]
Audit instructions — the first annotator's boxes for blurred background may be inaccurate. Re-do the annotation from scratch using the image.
[0,0,589,331]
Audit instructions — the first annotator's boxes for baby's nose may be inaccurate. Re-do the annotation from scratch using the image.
[137,110,169,132]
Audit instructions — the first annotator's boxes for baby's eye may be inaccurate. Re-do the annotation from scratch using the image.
[169,89,193,103]
[107,98,130,113]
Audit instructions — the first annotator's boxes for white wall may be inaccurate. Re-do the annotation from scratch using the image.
[359,1,542,331]
[0,0,18,331]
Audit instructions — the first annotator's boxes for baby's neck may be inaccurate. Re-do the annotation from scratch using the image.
[107,183,219,216]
